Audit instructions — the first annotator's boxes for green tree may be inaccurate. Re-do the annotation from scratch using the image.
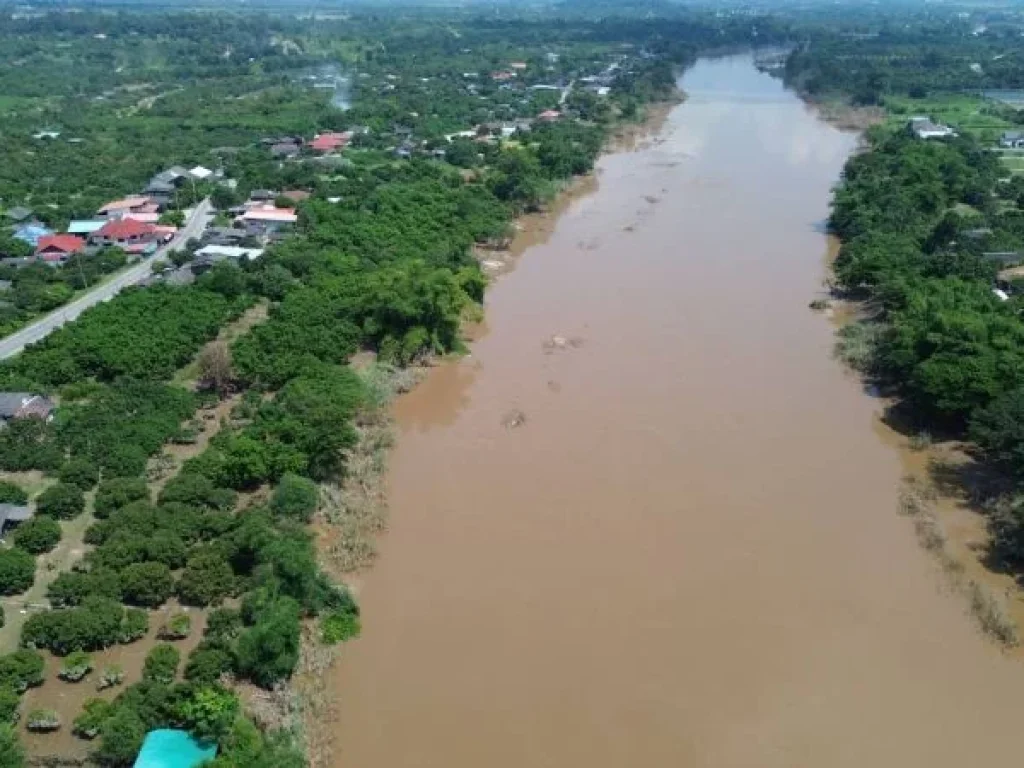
[176,686,239,741]
[119,562,174,608]
[73,698,114,740]
[0,650,45,692]
[0,549,35,595]
[0,687,19,725]
[177,551,235,607]
[118,609,149,644]
[269,473,318,523]
[94,477,150,519]
[36,483,85,520]
[0,482,27,505]
[12,516,61,554]
[234,597,301,689]
[95,707,146,767]
[58,458,100,491]
[0,723,24,768]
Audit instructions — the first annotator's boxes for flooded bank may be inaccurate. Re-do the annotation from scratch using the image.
[330,55,1024,767]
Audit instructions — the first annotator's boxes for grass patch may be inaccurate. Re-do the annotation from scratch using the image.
[898,480,1020,648]
[967,580,1020,648]
[834,320,881,373]
[884,93,1015,142]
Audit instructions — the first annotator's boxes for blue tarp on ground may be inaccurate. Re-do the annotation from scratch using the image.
[133,729,218,768]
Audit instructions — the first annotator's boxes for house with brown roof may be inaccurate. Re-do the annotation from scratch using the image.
[97,196,153,218]
[279,190,311,203]
[35,234,86,264]
[89,217,158,252]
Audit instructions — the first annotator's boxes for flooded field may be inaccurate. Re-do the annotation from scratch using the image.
[329,55,1024,767]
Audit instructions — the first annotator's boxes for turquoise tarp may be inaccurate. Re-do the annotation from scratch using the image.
[133,729,218,768]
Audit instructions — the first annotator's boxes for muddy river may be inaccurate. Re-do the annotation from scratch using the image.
[330,55,1024,767]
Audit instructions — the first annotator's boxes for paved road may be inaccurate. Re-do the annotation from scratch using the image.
[0,198,213,360]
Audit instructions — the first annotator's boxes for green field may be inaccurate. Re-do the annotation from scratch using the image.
[883,93,1015,142]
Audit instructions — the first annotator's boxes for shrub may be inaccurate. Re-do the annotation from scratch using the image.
[142,644,180,684]
[0,482,27,505]
[119,562,174,608]
[59,651,93,683]
[96,664,125,691]
[26,708,60,732]
[118,609,149,644]
[58,458,100,491]
[0,549,35,595]
[321,609,361,645]
[93,477,149,519]
[0,605,4,629]
[12,516,61,554]
[270,473,319,523]
[36,483,85,520]
[73,698,114,740]
[0,686,19,725]
[158,613,191,641]
[0,650,45,692]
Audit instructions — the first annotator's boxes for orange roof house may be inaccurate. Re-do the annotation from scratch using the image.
[35,234,85,263]
[310,131,351,153]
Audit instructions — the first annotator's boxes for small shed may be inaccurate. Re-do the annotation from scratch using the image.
[133,730,217,768]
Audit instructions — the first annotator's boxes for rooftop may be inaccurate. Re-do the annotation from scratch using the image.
[94,218,157,240]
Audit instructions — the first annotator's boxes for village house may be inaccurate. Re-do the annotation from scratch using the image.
[538,109,562,122]
[89,217,160,253]
[0,392,55,425]
[270,141,301,158]
[0,504,32,537]
[35,234,86,265]
[201,227,248,247]
[1000,131,1024,149]
[189,165,215,181]
[97,196,154,218]
[909,116,956,140]
[67,220,106,236]
[237,205,297,236]
[193,244,264,272]
[310,131,352,153]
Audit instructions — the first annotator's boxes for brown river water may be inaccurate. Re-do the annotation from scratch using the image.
[329,55,1024,767]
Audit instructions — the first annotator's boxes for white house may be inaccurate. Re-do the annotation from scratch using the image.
[1000,131,1024,149]
[909,116,956,140]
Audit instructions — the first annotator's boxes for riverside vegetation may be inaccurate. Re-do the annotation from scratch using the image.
[801,11,1024,645]
[0,7,719,766]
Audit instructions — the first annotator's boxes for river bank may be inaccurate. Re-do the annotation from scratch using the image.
[326,54,1024,768]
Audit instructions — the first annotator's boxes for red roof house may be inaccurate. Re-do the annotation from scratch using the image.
[35,234,85,264]
[310,132,351,153]
[90,217,158,248]
[538,109,561,122]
